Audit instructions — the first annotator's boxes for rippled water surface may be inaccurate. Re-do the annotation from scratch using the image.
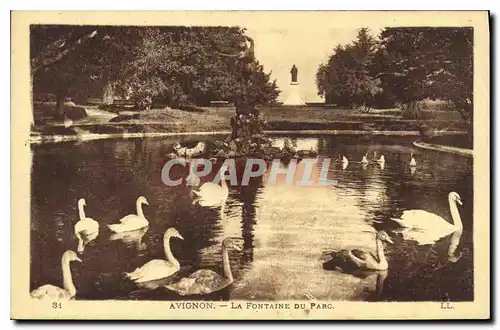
[31,135,473,301]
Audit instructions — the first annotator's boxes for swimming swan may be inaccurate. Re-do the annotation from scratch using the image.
[409,153,417,167]
[74,198,99,253]
[30,250,82,300]
[174,142,206,158]
[323,231,393,271]
[341,156,349,170]
[377,155,385,165]
[108,196,149,233]
[361,153,369,164]
[126,228,184,283]
[165,238,242,295]
[63,113,73,128]
[391,192,463,242]
[192,166,229,207]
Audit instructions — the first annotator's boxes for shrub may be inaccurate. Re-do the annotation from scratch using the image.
[108,114,141,122]
[33,93,57,102]
[178,105,205,113]
[401,102,437,120]
[33,103,87,122]
[65,105,87,120]
[418,98,455,111]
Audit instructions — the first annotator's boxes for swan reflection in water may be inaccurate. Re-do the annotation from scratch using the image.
[77,231,99,253]
[30,136,473,301]
[322,261,389,299]
[109,226,149,251]
[410,166,417,176]
[447,229,464,263]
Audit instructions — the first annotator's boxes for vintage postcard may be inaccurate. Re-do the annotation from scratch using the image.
[11,11,490,320]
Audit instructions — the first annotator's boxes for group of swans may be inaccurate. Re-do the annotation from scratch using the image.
[124,229,242,295]
[165,237,242,295]
[32,186,464,300]
[73,196,150,253]
[31,233,241,300]
[324,191,465,273]
[32,192,242,300]
[32,196,150,300]
[338,151,417,171]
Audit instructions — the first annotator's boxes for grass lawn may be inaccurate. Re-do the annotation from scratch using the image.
[34,104,469,136]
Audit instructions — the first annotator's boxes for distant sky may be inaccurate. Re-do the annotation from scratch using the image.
[244,24,384,103]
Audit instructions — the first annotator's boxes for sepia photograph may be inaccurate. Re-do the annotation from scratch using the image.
[11,11,490,320]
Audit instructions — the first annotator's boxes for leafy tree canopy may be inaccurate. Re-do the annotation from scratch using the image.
[316,27,473,123]
[31,25,280,114]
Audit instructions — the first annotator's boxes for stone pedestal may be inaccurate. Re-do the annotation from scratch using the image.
[283,82,305,106]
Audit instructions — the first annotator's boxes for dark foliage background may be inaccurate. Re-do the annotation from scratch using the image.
[31,25,280,116]
[316,27,473,123]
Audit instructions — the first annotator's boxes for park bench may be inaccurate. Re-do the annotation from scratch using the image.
[113,99,136,108]
[210,100,233,107]
[86,97,103,105]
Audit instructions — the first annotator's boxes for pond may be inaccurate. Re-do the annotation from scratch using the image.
[30,135,473,301]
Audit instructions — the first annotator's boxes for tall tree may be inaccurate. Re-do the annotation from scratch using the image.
[31,24,280,134]
[316,28,381,109]
[31,25,144,117]
[111,27,279,110]
[376,27,473,123]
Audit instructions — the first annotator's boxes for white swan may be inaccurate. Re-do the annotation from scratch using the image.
[63,113,73,128]
[192,166,229,207]
[30,250,82,300]
[108,196,149,233]
[392,192,463,244]
[126,228,184,283]
[377,155,385,165]
[74,198,99,253]
[361,154,369,164]
[409,153,417,167]
[341,156,348,170]
[174,142,206,158]
[166,238,242,295]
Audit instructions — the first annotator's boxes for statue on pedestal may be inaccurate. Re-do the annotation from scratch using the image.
[284,64,304,105]
[290,64,298,83]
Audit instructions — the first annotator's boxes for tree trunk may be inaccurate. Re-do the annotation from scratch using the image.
[29,72,35,130]
[55,91,66,119]
[401,101,422,119]
[101,81,115,105]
